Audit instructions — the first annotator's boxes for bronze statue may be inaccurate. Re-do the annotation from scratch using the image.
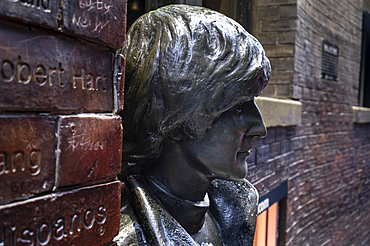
[115,4,271,246]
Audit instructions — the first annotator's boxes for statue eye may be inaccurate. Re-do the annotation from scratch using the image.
[233,102,243,113]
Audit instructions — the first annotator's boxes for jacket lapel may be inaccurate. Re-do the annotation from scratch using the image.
[126,175,199,246]
[126,176,258,246]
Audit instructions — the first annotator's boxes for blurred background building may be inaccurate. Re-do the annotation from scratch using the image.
[125,0,370,245]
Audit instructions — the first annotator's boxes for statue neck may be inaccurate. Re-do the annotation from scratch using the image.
[148,140,213,202]
[146,175,210,234]
[146,140,214,233]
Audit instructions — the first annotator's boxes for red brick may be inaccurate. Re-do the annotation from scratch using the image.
[0,116,55,202]
[63,0,127,48]
[0,21,113,113]
[0,0,59,28]
[57,115,122,187]
[0,181,120,245]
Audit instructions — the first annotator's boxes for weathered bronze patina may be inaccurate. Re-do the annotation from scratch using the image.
[115,5,270,246]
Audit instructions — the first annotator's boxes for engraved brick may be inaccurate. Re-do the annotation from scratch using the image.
[0,22,113,112]
[256,145,270,164]
[0,116,55,202]
[0,181,120,245]
[63,0,127,48]
[57,114,122,187]
[0,0,59,28]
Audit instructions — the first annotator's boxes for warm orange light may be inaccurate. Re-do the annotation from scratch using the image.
[254,210,267,246]
[267,202,278,246]
[131,0,139,10]
[253,202,278,246]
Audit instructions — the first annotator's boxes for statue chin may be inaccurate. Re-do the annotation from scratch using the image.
[116,4,270,246]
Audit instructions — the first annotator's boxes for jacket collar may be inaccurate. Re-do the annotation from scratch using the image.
[126,175,258,246]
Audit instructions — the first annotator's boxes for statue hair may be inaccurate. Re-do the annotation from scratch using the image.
[120,4,271,177]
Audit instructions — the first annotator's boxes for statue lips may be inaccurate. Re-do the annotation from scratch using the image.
[236,141,253,176]
[237,141,253,159]
[235,151,250,178]
[238,150,250,157]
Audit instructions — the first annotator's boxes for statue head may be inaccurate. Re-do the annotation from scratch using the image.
[120,5,270,177]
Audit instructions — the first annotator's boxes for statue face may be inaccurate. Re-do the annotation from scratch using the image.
[180,100,266,181]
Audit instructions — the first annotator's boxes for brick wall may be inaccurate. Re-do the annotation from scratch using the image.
[253,0,297,98]
[250,0,370,245]
[0,1,126,245]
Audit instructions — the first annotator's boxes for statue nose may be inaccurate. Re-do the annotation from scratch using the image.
[248,118,267,138]
[244,101,267,138]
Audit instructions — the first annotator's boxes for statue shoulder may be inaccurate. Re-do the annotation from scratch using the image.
[114,188,149,246]
[209,178,259,207]
[208,179,259,246]
[241,178,259,205]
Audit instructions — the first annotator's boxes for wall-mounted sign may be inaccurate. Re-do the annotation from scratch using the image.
[321,40,339,81]
[257,181,287,215]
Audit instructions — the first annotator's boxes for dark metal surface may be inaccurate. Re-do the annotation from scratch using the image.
[113,54,125,112]
[63,0,127,48]
[118,5,271,245]
[57,114,122,187]
[0,180,121,245]
[121,5,270,171]
[321,39,339,81]
[0,0,59,28]
[0,116,55,203]
[0,21,113,113]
